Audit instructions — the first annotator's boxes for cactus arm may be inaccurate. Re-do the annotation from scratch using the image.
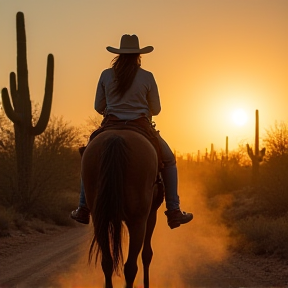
[10,72,18,107]
[31,54,54,136]
[225,136,228,159]
[246,144,253,159]
[1,88,21,123]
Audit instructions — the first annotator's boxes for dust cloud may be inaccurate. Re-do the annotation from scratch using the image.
[147,172,231,287]
[54,168,232,288]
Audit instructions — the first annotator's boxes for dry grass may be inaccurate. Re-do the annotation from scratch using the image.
[0,206,12,235]
[234,215,288,257]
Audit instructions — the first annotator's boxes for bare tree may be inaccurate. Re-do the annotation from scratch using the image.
[264,121,288,159]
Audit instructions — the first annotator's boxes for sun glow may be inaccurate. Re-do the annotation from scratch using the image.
[232,108,248,126]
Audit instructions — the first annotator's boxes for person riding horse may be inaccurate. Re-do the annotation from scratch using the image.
[71,34,193,229]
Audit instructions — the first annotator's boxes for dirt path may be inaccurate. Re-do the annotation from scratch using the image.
[0,225,90,288]
[0,219,288,288]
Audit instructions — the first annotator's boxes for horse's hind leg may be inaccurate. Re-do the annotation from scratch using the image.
[124,220,146,288]
[101,249,113,288]
[142,209,157,288]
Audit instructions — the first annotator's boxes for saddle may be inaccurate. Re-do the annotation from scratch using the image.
[80,115,164,170]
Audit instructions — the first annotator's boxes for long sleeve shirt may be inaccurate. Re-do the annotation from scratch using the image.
[94,67,161,120]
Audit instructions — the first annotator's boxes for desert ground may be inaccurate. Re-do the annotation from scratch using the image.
[1,206,288,288]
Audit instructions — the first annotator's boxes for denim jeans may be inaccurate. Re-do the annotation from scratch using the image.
[157,134,180,210]
[78,134,180,211]
[79,179,87,207]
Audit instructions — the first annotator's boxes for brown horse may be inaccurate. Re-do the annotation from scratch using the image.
[81,129,161,288]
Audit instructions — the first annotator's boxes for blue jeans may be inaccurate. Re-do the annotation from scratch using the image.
[157,134,180,210]
[78,134,180,211]
[79,179,87,207]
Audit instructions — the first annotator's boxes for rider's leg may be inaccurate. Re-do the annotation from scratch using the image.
[70,178,90,224]
[79,179,87,207]
[158,135,193,229]
[161,165,179,210]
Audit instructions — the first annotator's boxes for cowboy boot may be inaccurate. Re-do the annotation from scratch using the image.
[164,209,193,229]
[70,206,90,224]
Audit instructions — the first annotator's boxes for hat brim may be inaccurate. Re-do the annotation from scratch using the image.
[106,46,154,54]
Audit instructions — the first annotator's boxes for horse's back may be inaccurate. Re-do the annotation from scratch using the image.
[82,129,158,218]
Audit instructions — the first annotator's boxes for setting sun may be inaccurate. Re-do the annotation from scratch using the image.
[232,109,248,126]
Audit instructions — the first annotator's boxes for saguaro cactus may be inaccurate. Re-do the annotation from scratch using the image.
[1,12,54,207]
[225,136,228,161]
[210,143,216,162]
[221,136,229,166]
[246,110,265,184]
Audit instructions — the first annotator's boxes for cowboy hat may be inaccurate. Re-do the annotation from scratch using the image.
[106,34,154,54]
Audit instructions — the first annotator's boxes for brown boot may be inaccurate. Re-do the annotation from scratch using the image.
[164,209,193,229]
[70,206,90,224]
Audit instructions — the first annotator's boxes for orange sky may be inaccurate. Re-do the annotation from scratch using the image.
[1,0,287,153]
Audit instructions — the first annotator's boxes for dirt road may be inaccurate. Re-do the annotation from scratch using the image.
[0,214,288,288]
[0,226,90,288]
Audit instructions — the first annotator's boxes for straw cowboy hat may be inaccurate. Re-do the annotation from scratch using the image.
[106,34,154,54]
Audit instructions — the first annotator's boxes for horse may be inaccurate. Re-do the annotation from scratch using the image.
[81,129,162,288]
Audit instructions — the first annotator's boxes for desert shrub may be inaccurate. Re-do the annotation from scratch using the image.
[0,205,30,233]
[254,155,288,217]
[234,215,288,257]
[0,206,12,234]
[264,121,288,158]
[24,116,82,220]
[218,157,250,191]
[0,113,18,207]
[0,111,14,149]
[0,152,17,206]
[28,189,79,226]
[179,156,250,199]
[0,114,83,223]
[252,122,288,216]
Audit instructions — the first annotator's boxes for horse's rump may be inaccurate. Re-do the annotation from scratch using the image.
[82,130,158,213]
[81,129,159,273]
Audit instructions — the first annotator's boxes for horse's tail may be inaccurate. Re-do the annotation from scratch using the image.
[88,134,128,274]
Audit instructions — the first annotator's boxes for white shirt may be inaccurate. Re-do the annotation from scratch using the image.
[94,67,161,120]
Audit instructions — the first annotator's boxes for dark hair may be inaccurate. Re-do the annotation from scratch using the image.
[111,54,141,97]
